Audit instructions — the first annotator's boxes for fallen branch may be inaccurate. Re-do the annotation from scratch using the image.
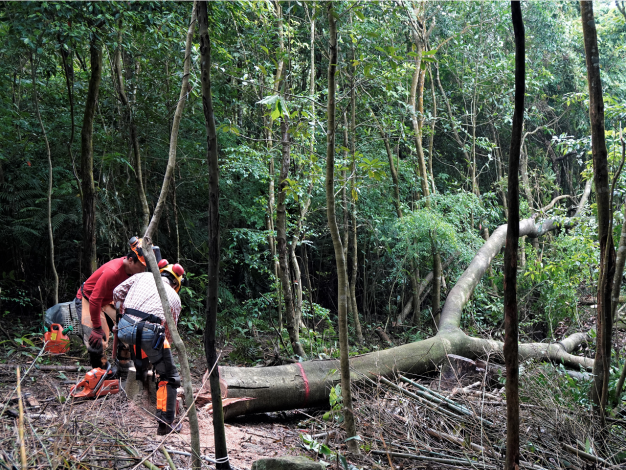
[369,449,496,469]
[561,443,607,464]
[425,427,491,456]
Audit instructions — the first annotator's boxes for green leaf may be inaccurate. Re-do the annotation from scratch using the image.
[257,95,279,106]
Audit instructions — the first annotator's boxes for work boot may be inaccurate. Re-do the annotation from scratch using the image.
[157,421,182,435]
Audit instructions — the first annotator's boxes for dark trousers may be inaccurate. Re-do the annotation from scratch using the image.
[118,315,180,424]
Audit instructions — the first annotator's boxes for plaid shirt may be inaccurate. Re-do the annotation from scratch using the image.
[113,272,181,341]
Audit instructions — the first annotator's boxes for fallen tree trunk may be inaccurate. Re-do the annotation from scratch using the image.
[214,216,594,419]
[219,330,590,417]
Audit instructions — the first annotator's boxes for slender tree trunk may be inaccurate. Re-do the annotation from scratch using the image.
[142,6,202,469]
[326,3,358,453]
[31,54,58,305]
[173,169,180,262]
[492,125,509,218]
[613,199,626,406]
[368,105,402,218]
[348,59,363,344]
[581,0,616,417]
[521,144,534,212]
[435,64,473,185]
[198,3,230,467]
[611,140,626,328]
[145,4,195,238]
[430,237,441,321]
[113,29,150,231]
[504,4,524,469]
[427,66,437,194]
[59,42,82,200]
[277,118,306,358]
[409,36,430,201]
[267,0,285,330]
[81,38,102,277]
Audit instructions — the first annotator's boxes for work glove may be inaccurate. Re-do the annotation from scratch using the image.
[88,326,106,354]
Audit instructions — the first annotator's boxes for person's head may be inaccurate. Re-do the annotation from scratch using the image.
[158,260,186,293]
[124,251,146,275]
[123,237,147,276]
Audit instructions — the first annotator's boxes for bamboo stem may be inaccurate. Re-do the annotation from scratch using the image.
[160,446,177,470]
[16,367,27,470]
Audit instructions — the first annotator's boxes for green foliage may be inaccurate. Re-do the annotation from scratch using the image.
[322,384,344,423]
[520,224,598,337]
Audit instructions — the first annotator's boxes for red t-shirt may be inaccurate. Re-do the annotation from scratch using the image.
[76,257,129,329]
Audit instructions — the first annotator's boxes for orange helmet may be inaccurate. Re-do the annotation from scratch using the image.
[129,237,146,266]
[160,261,185,292]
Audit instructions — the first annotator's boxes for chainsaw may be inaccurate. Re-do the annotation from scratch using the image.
[69,361,120,398]
[70,311,122,399]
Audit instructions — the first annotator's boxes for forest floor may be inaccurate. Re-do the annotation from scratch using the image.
[1,304,626,469]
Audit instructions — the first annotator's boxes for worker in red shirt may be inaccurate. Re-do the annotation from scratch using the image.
[74,237,154,368]
[114,261,185,435]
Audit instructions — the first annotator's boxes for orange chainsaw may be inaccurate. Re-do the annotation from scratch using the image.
[69,362,120,398]
[70,316,122,399]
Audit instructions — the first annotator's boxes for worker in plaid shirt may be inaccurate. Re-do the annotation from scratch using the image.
[113,261,186,435]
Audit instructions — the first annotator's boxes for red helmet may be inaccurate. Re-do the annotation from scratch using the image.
[160,263,186,292]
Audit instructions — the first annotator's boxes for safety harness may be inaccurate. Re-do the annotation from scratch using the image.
[124,308,165,381]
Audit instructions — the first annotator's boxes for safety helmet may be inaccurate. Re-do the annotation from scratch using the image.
[159,260,186,293]
[129,236,146,266]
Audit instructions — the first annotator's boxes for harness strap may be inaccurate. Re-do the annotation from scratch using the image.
[125,308,163,325]
[124,308,163,382]
[132,321,145,382]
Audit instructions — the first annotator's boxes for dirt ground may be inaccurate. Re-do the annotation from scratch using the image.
[2,311,625,469]
[0,358,315,469]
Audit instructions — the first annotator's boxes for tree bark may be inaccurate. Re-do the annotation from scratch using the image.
[198,3,230,468]
[326,3,359,453]
[144,4,195,240]
[31,54,58,305]
[113,28,150,232]
[59,41,82,201]
[431,236,441,321]
[267,0,285,330]
[408,13,431,202]
[611,139,626,326]
[427,66,437,194]
[218,329,591,418]
[581,0,616,417]
[349,64,364,344]
[80,37,102,277]
[277,118,306,358]
[400,252,458,323]
[504,4,524,468]
[142,5,202,469]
